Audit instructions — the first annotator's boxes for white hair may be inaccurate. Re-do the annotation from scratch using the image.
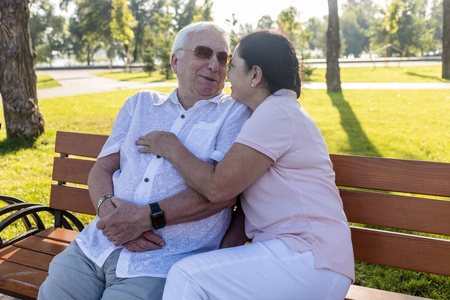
[171,22,230,56]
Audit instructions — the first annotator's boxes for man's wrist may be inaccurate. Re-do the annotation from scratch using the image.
[97,194,113,215]
[149,202,166,229]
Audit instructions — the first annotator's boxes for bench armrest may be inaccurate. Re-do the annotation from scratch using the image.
[0,204,85,248]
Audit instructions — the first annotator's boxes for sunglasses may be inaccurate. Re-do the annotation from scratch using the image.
[182,46,231,66]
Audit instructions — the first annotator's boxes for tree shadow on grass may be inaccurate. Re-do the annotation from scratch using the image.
[405,72,450,83]
[0,136,38,156]
[327,91,381,157]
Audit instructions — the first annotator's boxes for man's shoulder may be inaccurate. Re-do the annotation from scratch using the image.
[218,94,250,112]
[131,90,169,103]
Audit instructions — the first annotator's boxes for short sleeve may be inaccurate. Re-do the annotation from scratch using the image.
[98,93,137,158]
[235,100,293,161]
[211,102,251,162]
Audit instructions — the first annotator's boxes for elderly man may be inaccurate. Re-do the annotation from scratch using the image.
[38,22,250,300]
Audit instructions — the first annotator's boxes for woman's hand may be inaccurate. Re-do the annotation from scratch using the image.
[136,131,182,160]
[123,231,166,252]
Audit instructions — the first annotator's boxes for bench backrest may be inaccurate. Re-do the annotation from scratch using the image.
[331,154,450,277]
[50,131,450,276]
[50,131,108,215]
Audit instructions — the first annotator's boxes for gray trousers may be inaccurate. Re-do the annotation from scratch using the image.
[38,241,166,300]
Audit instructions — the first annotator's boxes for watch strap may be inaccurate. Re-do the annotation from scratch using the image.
[149,202,166,229]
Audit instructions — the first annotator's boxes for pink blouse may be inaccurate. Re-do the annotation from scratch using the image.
[235,89,355,282]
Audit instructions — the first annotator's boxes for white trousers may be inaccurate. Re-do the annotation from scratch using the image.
[162,239,351,300]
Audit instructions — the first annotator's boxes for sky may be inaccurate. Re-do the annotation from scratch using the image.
[211,0,388,31]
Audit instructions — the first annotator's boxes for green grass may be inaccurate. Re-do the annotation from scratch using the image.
[1,86,449,299]
[307,65,450,83]
[95,65,449,84]
[37,74,61,89]
[95,70,178,82]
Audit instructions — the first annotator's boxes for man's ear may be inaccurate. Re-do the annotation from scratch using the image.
[251,65,264,86]
[171,54,178,74]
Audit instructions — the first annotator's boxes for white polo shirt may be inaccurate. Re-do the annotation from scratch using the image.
[76,89,251,278]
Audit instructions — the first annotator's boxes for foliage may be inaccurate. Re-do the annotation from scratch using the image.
[340,0,374,57]
[30,0,67,65]
[110,0,136,71]
[72,0,113,65]
[142,51,156,75]
[111,0,136,46]
[369,0,439,57]
[28,0,447,66]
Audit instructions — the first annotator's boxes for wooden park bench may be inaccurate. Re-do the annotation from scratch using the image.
[1,131,449,299]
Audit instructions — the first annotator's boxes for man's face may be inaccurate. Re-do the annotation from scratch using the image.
[172,31,229,104]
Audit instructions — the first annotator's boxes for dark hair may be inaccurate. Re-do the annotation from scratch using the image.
[238,30,301,98]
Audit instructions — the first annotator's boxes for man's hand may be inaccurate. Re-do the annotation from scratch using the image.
[123,231,166,252]
[97,198,153,246]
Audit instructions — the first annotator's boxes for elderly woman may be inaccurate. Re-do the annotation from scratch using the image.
[138,31,355,299]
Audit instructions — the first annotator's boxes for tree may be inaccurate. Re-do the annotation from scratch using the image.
[72,0,113,65]
[341,0,374,57]
[129,0,165,62]
[30,0,66,66]
[326,0,342,91]
[193,0,213,22]
[428,0,443,54]
[444,0,450,78]
[0,0,45,139]
[370,0,436,57]
[277,6,301,43]
[111,0,136,72]
[305,17,327,57]
[257,15,275,30]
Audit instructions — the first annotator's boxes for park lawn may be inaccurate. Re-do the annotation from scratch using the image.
[37,74,61,89]
[94,65,450,84]
[1,87,449,299]
[95,70,178,83]
[306,64,450,83]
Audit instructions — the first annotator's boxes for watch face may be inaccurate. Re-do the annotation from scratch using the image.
[152,211,166,228]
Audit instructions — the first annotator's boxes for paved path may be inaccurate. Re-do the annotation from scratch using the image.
[33,68,450,100]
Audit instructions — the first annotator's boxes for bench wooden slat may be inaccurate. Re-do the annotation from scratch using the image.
[52,157,95,185]
[0,260,46,299]
[49,184,96,215]
[55,131,108,158]
[351,226,450,276]
[331,154,450,197]
[35,227,80,244]
[346,284,428,300]
[13,236,70,256]
[0,246,54,272]
[342,189,450,236]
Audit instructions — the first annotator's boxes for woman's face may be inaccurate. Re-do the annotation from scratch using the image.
[227,46,254,105]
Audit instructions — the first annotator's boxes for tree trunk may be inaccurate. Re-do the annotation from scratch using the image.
[86,43,91,66]
[326,0,342,91]
[443,0,450,79]
[0,0,45,139]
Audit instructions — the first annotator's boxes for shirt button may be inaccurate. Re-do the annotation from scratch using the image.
[181,114,185,119]
[144,178,149,182]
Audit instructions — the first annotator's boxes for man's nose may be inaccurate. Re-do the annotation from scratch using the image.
[207,55,220,71]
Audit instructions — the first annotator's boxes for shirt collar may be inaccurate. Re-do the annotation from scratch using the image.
[154,88,228,108]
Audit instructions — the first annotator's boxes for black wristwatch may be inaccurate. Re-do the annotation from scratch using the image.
[149,202,166,229]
